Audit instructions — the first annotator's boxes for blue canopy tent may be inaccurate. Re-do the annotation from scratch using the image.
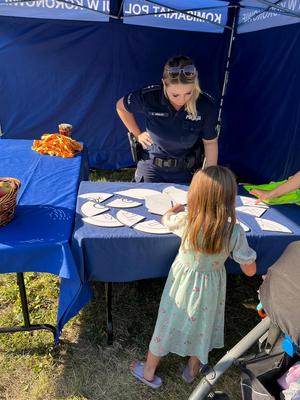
[0,0,299,183]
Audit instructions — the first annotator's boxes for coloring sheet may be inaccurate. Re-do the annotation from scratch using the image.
[162,186,188,205]
[82,213,124,227]
[236,206,267,218]
[134,220,171,234]
[114,188,162,200]
[237,220,250,232]
[145,194,172,215]
[106,198,142,208]
[255,218,292,233]
[78,192,113,202]
[81,201,109,217]
[116,210,145,227]
[239,196,269,208]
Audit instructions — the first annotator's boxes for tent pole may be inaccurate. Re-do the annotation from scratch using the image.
[217,1,239,137]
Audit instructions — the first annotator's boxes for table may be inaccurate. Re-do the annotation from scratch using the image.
[72,182,300,342]
[230,186,300,273]
[0,139,92,343]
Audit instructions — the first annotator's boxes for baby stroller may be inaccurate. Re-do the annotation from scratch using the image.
[188,240,300,400]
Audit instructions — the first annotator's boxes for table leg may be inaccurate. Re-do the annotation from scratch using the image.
[0,273,57,341]
[105,282,113,345]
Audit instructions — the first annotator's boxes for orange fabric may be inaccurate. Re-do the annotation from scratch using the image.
[32,133,83,158]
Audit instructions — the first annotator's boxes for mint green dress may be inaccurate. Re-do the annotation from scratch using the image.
[149,211,256,364]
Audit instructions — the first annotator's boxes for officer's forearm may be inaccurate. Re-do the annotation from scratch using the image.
[203,140,218,167]
[116,103,141,139]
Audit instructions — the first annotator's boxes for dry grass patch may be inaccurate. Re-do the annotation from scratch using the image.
[0,275,261,400]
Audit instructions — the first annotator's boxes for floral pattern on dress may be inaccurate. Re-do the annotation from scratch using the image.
[149,211,256,364]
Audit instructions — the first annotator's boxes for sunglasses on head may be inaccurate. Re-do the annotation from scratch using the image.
[167,64,196,78]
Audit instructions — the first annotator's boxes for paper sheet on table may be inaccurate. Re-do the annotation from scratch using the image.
[134,220,171,234]
[114,188,162,200]
[255,218,292,233]
[116,210,145,227]
[237,220,250,232]
[145,194,172,215]
[239,196,269,208]
[106,198,142,208]
[162,186,188,205]
[78,192,113,202]
[236,206,267,218]
[81,201,109,217]
[82,213,124,227]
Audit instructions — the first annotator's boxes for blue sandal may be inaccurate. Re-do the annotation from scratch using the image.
[131,360,162,389]
[182,365,197,384]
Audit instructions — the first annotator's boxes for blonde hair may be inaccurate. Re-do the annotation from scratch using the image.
[183,166,237,255]
[162,55,201,120]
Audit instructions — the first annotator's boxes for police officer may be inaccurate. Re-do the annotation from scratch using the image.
[116,55,218,184]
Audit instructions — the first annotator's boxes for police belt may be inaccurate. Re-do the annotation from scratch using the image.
[142,154,196,170]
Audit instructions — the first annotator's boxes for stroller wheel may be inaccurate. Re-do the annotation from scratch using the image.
[207,390,230,400]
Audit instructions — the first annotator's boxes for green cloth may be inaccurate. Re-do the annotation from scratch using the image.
[244,180,300,206]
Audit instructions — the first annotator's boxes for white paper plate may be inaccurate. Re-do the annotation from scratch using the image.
[106,198,142,208]
[162,186,188,205]
[114,188,162,200]
[236,206,266,218]
[134,220,170,234]
[255,217,292,233]
[116,210,145,227]
[239,196,269,208]
[78,192,113,202]
[81,201,109,217]
[237,220,250,232]
[145,194,172,215]
[82,213,124,227]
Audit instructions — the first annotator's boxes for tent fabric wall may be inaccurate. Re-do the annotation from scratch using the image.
[0,16,228,169]
[219,22,300,183]
[0,8,299,182]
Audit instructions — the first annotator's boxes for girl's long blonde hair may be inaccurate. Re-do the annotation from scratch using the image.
[183,166,237,255]
[162,55,201,120]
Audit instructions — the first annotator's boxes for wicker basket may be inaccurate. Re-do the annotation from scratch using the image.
[0,177,21,227]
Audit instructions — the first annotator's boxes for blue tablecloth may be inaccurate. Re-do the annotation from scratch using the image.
[0,139,91,341]
[231,187,300,273]
[72,182,300,282]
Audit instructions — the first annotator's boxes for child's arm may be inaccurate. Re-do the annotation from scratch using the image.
[240,261,256,277]
[250,171,300,202]
[167,203,185,214]
[161,203,185,223]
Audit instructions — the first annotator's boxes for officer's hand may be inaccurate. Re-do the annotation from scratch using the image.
[137,132,153,149]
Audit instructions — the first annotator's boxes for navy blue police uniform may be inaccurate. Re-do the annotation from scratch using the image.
[123,84,218,184]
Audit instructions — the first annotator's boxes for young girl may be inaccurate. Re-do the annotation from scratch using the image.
[131,166,257,389]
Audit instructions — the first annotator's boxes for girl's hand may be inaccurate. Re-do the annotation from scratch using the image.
[170,203,185,213]
[137,132,153,149]
[240,261,256,277]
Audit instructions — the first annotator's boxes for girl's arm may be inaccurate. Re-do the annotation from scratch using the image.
[240,261,256,277]
[161,204,185,223]
[116,98,153,148]
[250,171,300,202]
[166,204,185,214]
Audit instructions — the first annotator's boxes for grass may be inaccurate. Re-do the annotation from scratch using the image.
[0,169,262,400]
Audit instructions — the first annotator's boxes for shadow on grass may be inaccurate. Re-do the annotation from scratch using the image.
[53,275,262,400]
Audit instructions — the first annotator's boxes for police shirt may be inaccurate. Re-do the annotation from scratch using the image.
[123,84,218,159]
